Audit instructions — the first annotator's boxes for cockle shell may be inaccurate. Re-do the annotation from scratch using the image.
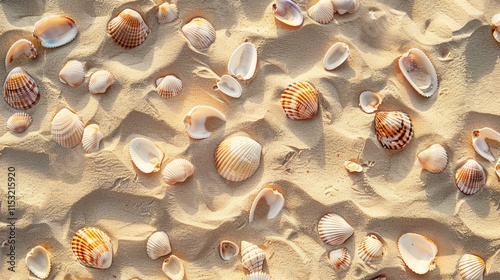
[216,75,242,98]
[59,60,85,87]
[3,67,40,110]
[5,39,37,67]
[281,81,318,120]
[359,91,382,113]
[25,246,51,279]
[375,111,414,150]
[398,233,437,275]
[472,127,500,162]
[82,124,103,154]
[156,75,182,98]
[331,0,360,15]
[415,144,448,173]
[249,187,285,222]
[458,254,485,280]
[455,159,485,195]
[181,17,216,50]
[220,240,239,261]
[71,227,113,269]
[241,241,265,273]
[344,160,363,172]
[358,234,385,263]
[51,108,84,148]
[89,70,114,94]
[33,15,78,48]
[399,48,438,97]
[108,8,149,49]
[273,0,304,27]
[157,3,178,24]
[162,158,194,185]
[146,231,172,260]
[329,248,351,271]
[129,137,164,174]
[184,105,226,139]
[308,0,334,24]
[215,135,262,182]
[323,42,350,70]
[162,255,185,280]
[228,42,258,81]
[317,213,354,246]
[491,14,500,43]
[245,272,270,280]
[7,112,32,133]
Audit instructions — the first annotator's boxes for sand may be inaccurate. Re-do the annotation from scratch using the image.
[0,0,499,279]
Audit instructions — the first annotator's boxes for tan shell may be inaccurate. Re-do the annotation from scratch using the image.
[71,227,113,269]
[89,70,115,94]
[33,15,78,48]
[472,127,500,162]
[25,246,51,279]
[5,39,37,67]
[82,124,103,154]
[7,112,32,133]
[228,42,258,81]
[359,91,382,113]
[329,248,351,271]
[108,8,149,49]
[281,81,318,120]
[317,213,354,246]
[398,233,437,275]
[219,240,239,261]
[181,17,216,50]
[399,48,438,97]
[358,234,385,263]
[455,159,485,195]
[59,60,85,87]
[458,254,485,280]
[162,158,194,185]
[344,160,363,172]
[249,187,285,222]
[51,108,84,148]
[184,105,226,139]
[331,0,360,15]
[241,241,265,273]
[157,3,178,24]
[156,75,182,98]
[323,42,350,70]
[273,0,304,27]
[3,67,40,110]
[415,144,448,173]
[308,0,334,24]
[146,231,172,260]
[375,111,414,150]
[129,137,164,174]
[492,14,500,43]
[215,135,262,182]
[496,158,500,179]
[162,255,185,280]
[245,272,270,280]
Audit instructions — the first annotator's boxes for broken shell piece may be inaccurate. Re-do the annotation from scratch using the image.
[89,70,114,94]
[162,255,185,280]
[7,112,32,133]
[3,67,40,110]
[82,124,103,154]
[146,231,172,260]
[375,111,414,150]
[317,213,354,246]
[323,42,350,70]
[129,137,164,173]
[358,234,385,263]
[215,135,262,182]
[344,160,363,173]
[59,60,85,87]
[51,108,84,148]
[329,248,351,271]
[399,48,438,97]
[216,75,242,98]
[25,246,51,279]
[162,158,194,185]
[331,0,360,15]
[157,3,178,24]
[108,8,149,49]
[308,0,334,24]
[219,240,239,261]
[5,39,37,67]
[228,42,258,81]
[184,105,226,139]
[156,75,182,98]
[472,127,500,162]
[273,0,304,27]
[415,144,448,173]
[458,254,485,280]
[491,14,500,43]
[33,15,78,48]
[241,241,265,273]
[249,187,285,222]
[71,227,113,269]
[496,158,500,179]
[281,81,318,120]
[398,233,437,275]
[455,159,485,195]
[359,91,382,113]
[245,272,270,280]
[182,17,216,50]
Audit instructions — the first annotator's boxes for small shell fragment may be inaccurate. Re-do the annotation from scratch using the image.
[245,272,270,280]
[375,111,414,150]
[216,75,242,98]
[496,158,500,179]
[51,108,84,148]
[71,227,113,269]
[146,231,172,260]
[344,160,363,173]
[249,187,285,223]
[281,81,318,120]
[25,246,51,279]
[359,91,382,113]
[323,42,350,70]
[7,112,32,133]
[215,135,262,182]
[129,137,164,173]
[181,17,216,50]
[157,3,178,24]
[3,67,40,110]
[491,13,500,43]
[415,144,448,173]
[398,233,437,275]
[458,254,485,280]
[156,75,182,98]
[59,60,85,87]
[184,105,226,139]
[308,0,334,24]
[108,9,149,49]
[331,0,360,15]
[162,255,185,280]
[33,15,78,48]
[358,234,385,263]
[162,158,194,185]
[5,39,37,67]
[82,124,103,154]
[89,70,114,94]
[241,241,265,273]
[228,42,258,81]
[399,48,438,97]
[317,213,354,246]
[273,0,304,27]
[219,240,239,261]
[329,248,351,271]
[472,127,500,162]
[455,159,486,195]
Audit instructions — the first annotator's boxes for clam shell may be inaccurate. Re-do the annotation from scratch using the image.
[162,158,194,185]
[219,240,239,261]
[3,67,40,110]
[146,231,172,260]
[89,70,114,94]
[359,91,382,113]
[59,60,85,87]
[162,255,185,280]
[228,42,258,81]
[455,159,485,195]
[184,105,226,139]
[323,42,350,70]
[331,0,360,15]
[129,137,164,174]
[415,144,448,173]
[358,234,385,263]
[308,0,334,24]
[249,187,285,223]
[156,75,182,98]
[491,14,500,43]
[181,17,216,50]
[33,15,78,48]
[215,135,262,182]
[399,48,438,97]
[273,0,304,27]
[245,272,270,280]
[472,127,500,162]
[51,108,84,148]
[108,8,149,49]
[71,227,113,269]
[374,111,414,150]
[329,248,351,271]
[281,81,318,120]
[7,112,32,133]
[157,3,178,24]
[317,213,354,246]
[82,124,103,154]
[25,246,51,279]
[217,75,242,98]
[398,233,437,275]
[5,39,37,67]
[241,241,266,273]
[344,160,363,172]
[458,254,485,280]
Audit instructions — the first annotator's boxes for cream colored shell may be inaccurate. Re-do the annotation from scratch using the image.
[7,112,32,133]
[146,231,172,260]
[219,240,239,261]
[51,108,84,148]
[241,241,265,273]
[82,124,103,154]
[181,17,216,50]
[129,137,164,174]
[308,0,334,24]
[359,91,382,113]
[491,14,500,43]
[215,135,262,182]
[272,0,304,27]
[331,0,360,15]
[249,187,285,222]
[245,272,270,280]
[323,42,350,70]
[358,234,385,263]
[157,3,178,24]
[33,15,78,48]
[415,144,448,173]
[184,105,226,139]
[216,74,242,98]
[25,246,51,279]
[162,255,185,280]
[317,213,354,246]
[228,42,258,81]
[71,227,113,269]
[344,160,363,172]
[5,39,37,67]
[472,127,500,162]
[458,254,485,280]
[89,70,115,94]
[59,60,85,87]
[398,233,437,275]
[399,48,438,97]
[156,75,182,98]
[329,248,351,271]
[162,158,194,185]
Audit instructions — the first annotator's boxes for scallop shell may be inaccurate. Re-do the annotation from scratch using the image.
[157,3,178,24]
[358,234,385,263]
[162,255,185,280]
[162,159,194,185]
[398,233,437,275]
[249,187,285,223]
[215,135,262,182]
[82,124,103,154]
[359,91,382,113]
[129,137,164,174]
[51,108,84,148]
[323,42,350,70]
[241,241,266,273]
[455,159,485,195]
[89,70,114,94]
[331,0,360,15]
[216,74,242,98]
[415,144,448,173]
[273,0,304,27]
[71,227,113,269]
[220,240,239,261]
[3,67,40,110]
[181,17,216,50]
[184,105,226,139]
[25,246,51,279]
[156,75,182,98]
[472,127,500,162]
[281,81,318,120]
[245,272,270,280]
[308,0,334,24]
[108,8,149,49]
[458,254,485,280]
[491,14,500,43]
[344,160,363,172]
[374,111,414,150]
[33,15,78,48]
[228,42,258,81]
[59,60,85,87]
[146,231,172,260]
[399,48,438,97]
[5,39,37,67]
[7,112,32,133]
[329,248,351,271]
[317,213,354,246]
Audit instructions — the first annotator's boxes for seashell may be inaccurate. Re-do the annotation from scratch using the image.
[71,227,113,269]
[59,60,85,87]
[184,105,226,139]
[331,0,360,15]
[415,144,448,173]
[215,135,262,182]
[25,246,51,279]
[496,158,500,179]
[358,234,385,263]
[472,127,500,162]
[245,272,270,280]
[455,159,485,195]
[157,3,178,24]
[399,48,438,97]
[89,70,115,94]
[249,187,285,223]
[162,255,185,280]
[344,160,363,172]
[7,112,32,133]
[33,16,78,48]
[219,240,239,261]
[3,67,40,110]
[162,158,194,185]
[323,42,350,70]
[51,108,84,148]
[146,231,172,260]
[308,0,334,24]
[272,0,304,27]
[181,17,216,50]
[491,14,500,43]
[359,91,382,113]
[156,75,182,98]
[216,75,242,98]
[108,8,149,49]
[458,254,485,280]
[129,137,164,174]
[5,39,37,67]
[317,213,354,246]
[281,81,318,120]
[241,241,266,273]
[398,233,437,275]
[374,111,414,150]
[228,42,258,81]
[328,248,351,271]
[82,124,103,154]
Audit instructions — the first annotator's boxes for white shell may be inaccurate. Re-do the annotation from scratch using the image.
[157,3,178,24]
[398,48,438,97]
[358,234,385,263]
[317,213,354,246]
[398,233,437,275]
[183,105,226,139]
[273,0,304,27]
[156,75,182,98]
[308,0,334,24]
[458,254,485,280]
[245,272,270,280]
[162,255,185,280]
[25,246,51,279]
[249,187,285,222]
[415,144,448,173]
[228,42,258,81]
[5,39,37,67]
[329,248,351,271]
[89,70,115,94]
[146,231,172,260]
[455,159,485,195]
[33,16,78,48]
[181,17,216,50]
[51,108,84,148]
[216,75,242,98]
[129,137,164,173]
[59,60,85,87]
[359,91,382,113]
[215,135,262,182]
[108,8,149,49]
[7,112,32,133]
[496,158,500,179]
[344,160,363,172]
[71,227,113,269]
[331,0,360,15]
[82,124,103,154]
[162,159,194,185]
[323,42,350,70]
[492,14,500,43]
[241,241,265,273]
[219,240,239,261]
[472,127,500,162]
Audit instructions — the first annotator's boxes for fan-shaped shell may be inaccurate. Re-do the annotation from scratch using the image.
[455,159,485,195]
[323,42,350,70]
[220,240,239,261]
[25,246,51,279]
[458,254,485,280]
[3,67,40,110]
[228,42,258,81]
[358,234,385,263]
[162,255,185,280]
[215,135,262,182]
[245,272,270,280]
[472,127,500,162]
[71,227,113,269]
[344,160,363,172]
[398,233,437,275]
[108,8,149,49]
[491,14,500,43]
[33,15,78,48]
[374,111,414,150]
[331,0,360,15]
[162,159,194,185]
[241,241,265,273]
[216,75,242,98]
[5,39,37,67]
[359,91,382,113]
[273,0,304,27]
[59,60,85,87]
[415,144,448,173]
[308,0,334,24]
[7,112,32,133]
[181,17,216,50]
[82,124,103,154]
[129,137,164,174]
[317,213,354,246]
[399,48,438,97]
[281,81,318,120]
[156,75,182,98]
[51,108,84,148]
[146,231,171,260]
[157,3,178,24]
[89,70,114,94]
[184,105,226,139]
[249,187,285,222]
[329,248,351,271]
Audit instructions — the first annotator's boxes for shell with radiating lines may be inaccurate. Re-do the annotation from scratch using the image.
[398,233,437,275]
[162,158,194,185]
[51,108,84,148]
[245,272,270,280]
[5,39,37,67]
[281,81,318,120]
[108,8,149,49]
[71,227,113,269]
[89,70,114,94]
[458,254,485,280]
[358,234,385,263]
[3,67,40,110]
[82,124,103,154]
[332,0,360,15]
[7,112,32,133]
[157,3,178,24]
[181,17,216,50]
[241,241,266,273]
[308,0,334,24]
[215,135,262,182]
[318,213,354,246]
[59,60,85,87]
[156,75,182,98]
[329,248,351,271]
[455,159,485,195]
[33,15,78,48]
[415,144,448,173]
[25,245,51,279]
[146,231,171,260]
[374,111,414,150]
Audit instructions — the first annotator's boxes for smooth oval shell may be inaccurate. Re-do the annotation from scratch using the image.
[228,42,257,81]
[398,233,437,275]
[323,42,350,70]
[146,231,172,260]
[157,3,178,24]
[25,246,51,279]
[415,144,448,173]
[156,75,182,98]
[399,48,438,97]
[219,240,239,261]
[82,124,103,154]
[458,254,485,280]
[281,81,318,120]
[241,241,265,273]
[51,108,84,148]
[308,0,334,24]
[7,112,32,133]
[89,70,114,94]
[317,213,354,246]
[3,67,40,110]
[273,0,304,27]
[33,16,78,48]
[5,39,37,67]
[181,17,216,50]
[162,159,194,185]
[359,91,382,113]
[129,137,164,174]
[249,187,285,222]
[358,235,385,263]
[215,135,262,182]
[344,160,363,172]
[59,60,85,87]
[472,127,500,162]
[455,159,485,195]
[245,272,270,280]
[375,111,414,150]
[217,75,242,98]
[331,0,360,14]
[71,227,113,269]
[184,105,226,139]
[162,255,185,280]
[108,8,149,49]
[329,248,351,271]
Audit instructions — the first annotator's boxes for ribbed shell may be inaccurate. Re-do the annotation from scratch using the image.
[317,213,354,246]
[398,233,437,275]
[157,3,178,24]
[215,136,262,182]
[181,17,216,50]
[89,70,114,94]
[184,105,226,139]
[374,111,414,150]
[331,0,360,14]
[71,227,113,269]
[3,67,40,110]
[455,160,485,195]
[146,231,172,260]
[7,112,32,133]
[415,144,448,173]
[162,255,185,280]
[108,8,149,49]
[129,137,164,174]
[82,124,103,154]
[458,254,485,280]
[329,248,351,271]
[273,0,304,27]
[359,91,382,114]
[33,16,78,48]
[156,75,182,98]
[5,39,37,67]
[358,235,385,263]
[241,241,266,273]
[496,158,500,179]
[245,272,270,280]
[162,158,194,185]
[25,246,51,279]
[59,60,85,87]
[51,108,84,148]
[220,240,239,261]
[492,14,500,43]
[308,0,334,24]
[281,81,318,120]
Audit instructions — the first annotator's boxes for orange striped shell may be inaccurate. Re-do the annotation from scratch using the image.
[374,111,414,150]
[108,9,149,49]
[71,227,113,269]
[3,67,40,110]
[328,248,351,271]
[7,112,32,133]
[455,159,485,195]
[281,81,318,120]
